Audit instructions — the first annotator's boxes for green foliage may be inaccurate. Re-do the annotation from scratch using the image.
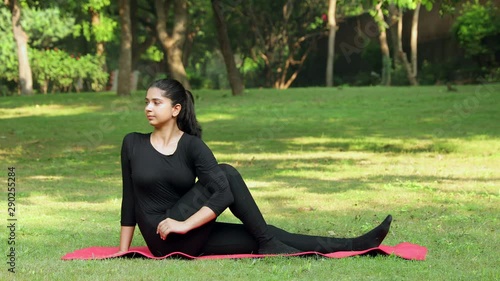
[337,1,366,17]
[452,0,500,58]
[92,14,118,43]
[75,13,117,43]
[82,0,111,11]
[0,4,110,94]
[22,7,76,48]
[307,15,326,31]
[187,51,229,90]
[0,8,19,83]
[391,63,410,86]
[141,45,164,63]
[30,48,108,93]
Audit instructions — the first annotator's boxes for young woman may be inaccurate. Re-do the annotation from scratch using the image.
[118,78,392,257]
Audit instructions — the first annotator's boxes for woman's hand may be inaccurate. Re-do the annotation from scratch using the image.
[156,218,190,240]
[115,249,129,255]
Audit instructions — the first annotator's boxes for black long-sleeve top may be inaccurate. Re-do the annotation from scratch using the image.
[120,132,234,228]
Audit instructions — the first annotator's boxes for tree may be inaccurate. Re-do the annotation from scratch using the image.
[130,0,156,70]
[6,0,33,95]
[389,0,434,85]
[117,0,132,96]
[409,0,420,85]
[234,0,327,89]
[453,0,500,69]
[390,0,424,85]
[155,0,190,89]
[83,0,117,72]
[211,0,244,95]
[372,0,392,85]
[84,0,111,57]
[326,0,338,87]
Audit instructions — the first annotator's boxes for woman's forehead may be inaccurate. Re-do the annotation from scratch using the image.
[146,87,166,99]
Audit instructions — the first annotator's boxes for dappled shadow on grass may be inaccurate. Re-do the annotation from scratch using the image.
[255,174,499,204]
[252,164,499,195]
[208,138,459,155]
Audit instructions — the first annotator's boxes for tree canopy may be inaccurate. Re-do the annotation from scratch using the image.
[0,0,498,95]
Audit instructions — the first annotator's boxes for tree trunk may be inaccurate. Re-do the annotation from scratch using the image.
[274,31,317,89]
[375,2,391,86]
[326,0,337,87]
[388,4,400,67]
[410,1,421,84]
[155,0,191,89]
[117,0,132,96]
[130,0,156,70]
[211,0,244,95]
[394,3,418,86]
[90,8,105,57]
[8,0,33,95]
[90,7,107,77]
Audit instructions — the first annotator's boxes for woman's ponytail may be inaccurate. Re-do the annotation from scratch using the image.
[178,89,202,138]
[148,78,202,138]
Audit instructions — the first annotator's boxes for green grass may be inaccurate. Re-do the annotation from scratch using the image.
[1,84,499,280]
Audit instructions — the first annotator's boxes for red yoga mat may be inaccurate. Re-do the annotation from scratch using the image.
[62,242,427,261]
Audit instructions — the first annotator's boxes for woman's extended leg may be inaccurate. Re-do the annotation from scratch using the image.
[218,164,392,253]
[267,215,392,252]
[200,215,392,255]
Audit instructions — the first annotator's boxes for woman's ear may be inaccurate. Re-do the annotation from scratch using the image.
[172,104,182,117]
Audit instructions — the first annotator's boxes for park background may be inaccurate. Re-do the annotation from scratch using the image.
[1,0,499,280]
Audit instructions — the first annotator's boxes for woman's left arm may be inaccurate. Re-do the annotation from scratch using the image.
[157,137,233,239]
[156,206,215,240]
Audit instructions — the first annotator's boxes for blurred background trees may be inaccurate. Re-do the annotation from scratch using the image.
[1,0,498,95]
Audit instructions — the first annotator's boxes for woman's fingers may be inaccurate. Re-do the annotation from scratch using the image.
[157,219,171,240]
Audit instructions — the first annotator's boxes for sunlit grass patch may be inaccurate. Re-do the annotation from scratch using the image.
[0,104,103,119]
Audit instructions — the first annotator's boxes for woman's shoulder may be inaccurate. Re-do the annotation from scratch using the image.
[123,132,151,144]
[181,133,214,157]
[181,132,204,147]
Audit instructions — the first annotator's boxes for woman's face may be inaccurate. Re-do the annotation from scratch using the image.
[144,87,181,127]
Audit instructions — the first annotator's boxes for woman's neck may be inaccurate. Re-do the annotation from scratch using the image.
[151,124,183,145]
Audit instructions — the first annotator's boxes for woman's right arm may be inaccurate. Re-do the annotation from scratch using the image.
[119,134,137,252]
[118,226,135,253]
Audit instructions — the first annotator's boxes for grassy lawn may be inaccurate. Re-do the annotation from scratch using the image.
[1,84,499,280]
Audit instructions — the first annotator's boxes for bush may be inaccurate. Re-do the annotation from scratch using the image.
[391,63,410,86]
[453,0,500,59]
[418,60,459,85]
[30,48,108,93]
[484,67,500,83]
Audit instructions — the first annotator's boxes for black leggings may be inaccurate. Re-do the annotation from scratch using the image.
[143,164,390,257]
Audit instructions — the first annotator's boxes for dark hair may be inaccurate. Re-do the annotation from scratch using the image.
[148,78,202,138]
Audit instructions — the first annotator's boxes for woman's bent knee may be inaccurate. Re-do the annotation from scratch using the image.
[219,163,240,177]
